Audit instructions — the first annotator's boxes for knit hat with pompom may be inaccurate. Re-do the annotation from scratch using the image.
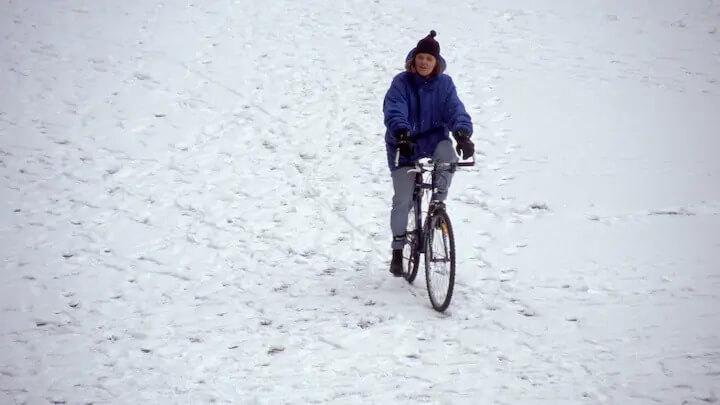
[415,30,440,59]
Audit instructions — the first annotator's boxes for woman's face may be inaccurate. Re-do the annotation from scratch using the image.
[414,53,437,77]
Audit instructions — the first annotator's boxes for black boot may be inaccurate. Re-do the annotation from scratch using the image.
[389,249,403,277]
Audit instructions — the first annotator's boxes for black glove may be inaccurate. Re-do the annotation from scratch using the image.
[453,130,474,159]
[395,129,415,158]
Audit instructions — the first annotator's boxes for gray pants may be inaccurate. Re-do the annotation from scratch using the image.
[390,140,458,249]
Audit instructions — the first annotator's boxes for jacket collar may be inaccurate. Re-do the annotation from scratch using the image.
[411,73,437,86]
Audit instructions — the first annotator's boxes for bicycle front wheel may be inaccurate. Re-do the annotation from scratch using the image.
[424,209,456,312]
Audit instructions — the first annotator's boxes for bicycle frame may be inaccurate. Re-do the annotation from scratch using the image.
[407,157,474,253]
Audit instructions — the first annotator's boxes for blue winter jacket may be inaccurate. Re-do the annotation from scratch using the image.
[383,49,473,170]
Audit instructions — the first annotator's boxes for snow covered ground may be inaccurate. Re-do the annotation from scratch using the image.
[1,0,719,403]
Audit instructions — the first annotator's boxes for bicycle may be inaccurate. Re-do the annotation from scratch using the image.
[395,151,474,312]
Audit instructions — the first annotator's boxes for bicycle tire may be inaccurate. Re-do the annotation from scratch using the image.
[424,209,455,312]
[403,197,421,283]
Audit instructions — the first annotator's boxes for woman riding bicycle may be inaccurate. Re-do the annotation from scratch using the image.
[383,30,475,276]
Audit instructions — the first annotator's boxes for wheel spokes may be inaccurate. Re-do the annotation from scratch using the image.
[427,224,451,302]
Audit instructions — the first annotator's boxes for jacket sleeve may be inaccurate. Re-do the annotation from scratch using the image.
[383,75,410,136]
[442,77,473,136]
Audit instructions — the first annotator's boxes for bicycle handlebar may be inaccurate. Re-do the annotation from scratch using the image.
[395,147,476,169]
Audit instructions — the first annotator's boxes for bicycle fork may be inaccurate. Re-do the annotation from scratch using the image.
[411,185,426,254]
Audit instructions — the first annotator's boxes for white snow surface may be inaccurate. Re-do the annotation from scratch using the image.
[1,0,720,404]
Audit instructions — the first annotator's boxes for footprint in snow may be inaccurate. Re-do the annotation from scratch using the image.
[500,268,517,282]
[484,97,502,107]
[268,346,285,355]
[492,112,511,122]
[487,161,506,171]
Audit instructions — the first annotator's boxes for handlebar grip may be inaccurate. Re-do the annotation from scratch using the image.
[457,155,476,167]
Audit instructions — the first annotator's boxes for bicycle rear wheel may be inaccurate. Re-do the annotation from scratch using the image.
[402,197,421,283]
[424,209,455,312]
